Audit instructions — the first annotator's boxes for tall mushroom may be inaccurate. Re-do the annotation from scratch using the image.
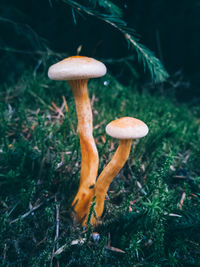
[48,56,107,222]
[90,117,148,225]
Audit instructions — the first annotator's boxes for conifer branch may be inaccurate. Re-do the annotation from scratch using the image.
[62,0,169,83]
[89,0,123,17]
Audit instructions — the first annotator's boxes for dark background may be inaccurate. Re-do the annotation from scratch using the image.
[1,0,200,101]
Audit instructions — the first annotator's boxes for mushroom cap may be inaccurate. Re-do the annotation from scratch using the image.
[48,56,107,81]
[105,117,149,139]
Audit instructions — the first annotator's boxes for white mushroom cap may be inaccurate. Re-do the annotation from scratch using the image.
[48,56,107,81]
[105,117,149,139]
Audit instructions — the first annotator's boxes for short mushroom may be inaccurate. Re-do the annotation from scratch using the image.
[90,117,148,225]
[48,56,107,222]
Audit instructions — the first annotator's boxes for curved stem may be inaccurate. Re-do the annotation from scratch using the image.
[90,139,132,225]
[68,80,99,222]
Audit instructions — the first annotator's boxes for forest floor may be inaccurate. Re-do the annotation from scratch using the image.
[0,70,200,266]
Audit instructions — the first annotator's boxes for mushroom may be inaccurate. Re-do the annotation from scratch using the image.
[90,117,148,225]
[48,56,107,222]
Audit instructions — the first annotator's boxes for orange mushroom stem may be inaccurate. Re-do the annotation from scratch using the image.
[91,139,132,224]
[68,79,99,221]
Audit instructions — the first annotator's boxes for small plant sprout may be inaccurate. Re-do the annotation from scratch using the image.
[90,117,149,225]
[48,56,106,222]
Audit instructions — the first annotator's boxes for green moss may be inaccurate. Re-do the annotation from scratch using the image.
[0,71,199,266]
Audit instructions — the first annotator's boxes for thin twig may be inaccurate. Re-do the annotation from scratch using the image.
[56,102,65,119]
[10,196,54,224]
[105,245,126,253]
[50,196,60,267]
[106,232,125,253]
[54,238,86,256]
[55,202,60,244]
[62,96,69,113]
[51,102,64,117]
[179,192,186,210]
[94,120,106,130]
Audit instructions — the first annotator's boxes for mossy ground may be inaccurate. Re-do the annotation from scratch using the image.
[0,70,200,266]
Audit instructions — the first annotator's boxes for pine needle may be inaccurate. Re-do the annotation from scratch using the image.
[63,0,169,83]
